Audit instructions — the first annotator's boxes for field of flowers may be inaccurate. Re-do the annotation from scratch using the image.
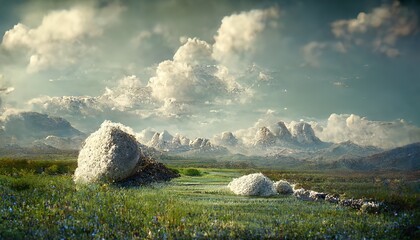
[0,158,418,239]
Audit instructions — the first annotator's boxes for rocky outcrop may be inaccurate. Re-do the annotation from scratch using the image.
[116,158,180,187]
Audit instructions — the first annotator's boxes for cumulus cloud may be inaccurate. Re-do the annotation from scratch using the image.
[21,7,275,127]
[145,14,277,109]
[156,98,192,118]
[28,75,154,125]
[28,95,103,118]
[212,7,279,62]
[314,113,420,149]
[173,37,214,65]
[331,2,418,57]
[100,75,154,111]
[148,37,249,106]
[1,3,123,72]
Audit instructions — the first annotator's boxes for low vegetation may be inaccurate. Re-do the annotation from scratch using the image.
[0,157,418,239]
[181,168,202,176]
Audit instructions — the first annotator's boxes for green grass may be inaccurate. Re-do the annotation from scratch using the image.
[180,168,203,176]
[262,170,420,211]
[0,158,419,239]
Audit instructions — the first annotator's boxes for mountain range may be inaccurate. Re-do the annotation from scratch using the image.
[0,111,418,171]
[0,112,85,150]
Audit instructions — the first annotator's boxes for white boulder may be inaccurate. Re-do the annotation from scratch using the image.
[228,173,276,196]
[74,121,141,184]
[274,180,293,194]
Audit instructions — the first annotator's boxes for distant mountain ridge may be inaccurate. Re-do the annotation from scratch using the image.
[0,111,85,149]
[338,142,420,171]
[1,111,418,171]
[144,130,229,157]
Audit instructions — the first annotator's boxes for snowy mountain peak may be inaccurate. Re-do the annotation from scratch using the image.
[254,127,277,147]
[220,131,238,146]
[270,121,292,140]
[171,134,182,146]
[149,132,162,149]
[159,130,173,142]
[190,138,211,149]
[290,122,321,145]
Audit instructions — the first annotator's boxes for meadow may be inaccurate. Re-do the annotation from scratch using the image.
[0,157,418,239]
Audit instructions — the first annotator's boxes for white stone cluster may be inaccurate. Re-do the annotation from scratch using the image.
[227,173,327,200]
[74,121,141,184]
[228,173,382,213]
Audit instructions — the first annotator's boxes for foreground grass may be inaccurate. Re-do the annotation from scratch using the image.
[0,159,419,239]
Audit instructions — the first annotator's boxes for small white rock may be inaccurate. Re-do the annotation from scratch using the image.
[274,180,293,194]
[228,173,276,196]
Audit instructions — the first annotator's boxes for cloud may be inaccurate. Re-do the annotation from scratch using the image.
[26,6,276,131]
[28,95,103,118]
[332,81,348,88]
[314,113,420,149]
[1,3,123,72]
[148,37,248,105]
[156,98,192,118]
[130,8,277,119]
[331,2,418,57]
[173,37,214,65]
[100,75,154,111]
[27,75,153,123]
[301,41,327,67]
[0,74,14,112]
[212,7,279,63]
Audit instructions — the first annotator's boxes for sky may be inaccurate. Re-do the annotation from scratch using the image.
[0,0,419,147]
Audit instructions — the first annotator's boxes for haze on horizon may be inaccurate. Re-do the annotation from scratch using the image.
[0,0,419,148]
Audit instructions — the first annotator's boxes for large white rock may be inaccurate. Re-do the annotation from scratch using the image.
[228,173,276,196]
[74,121,140,184]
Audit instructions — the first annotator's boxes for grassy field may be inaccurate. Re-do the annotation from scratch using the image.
[0,157,419,239]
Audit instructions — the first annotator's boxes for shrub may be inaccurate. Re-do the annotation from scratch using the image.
[183,168,201,176]
[46,164,60,175]
[360,202,381,214]
[228,173,276,196]
[10,179,32,191]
